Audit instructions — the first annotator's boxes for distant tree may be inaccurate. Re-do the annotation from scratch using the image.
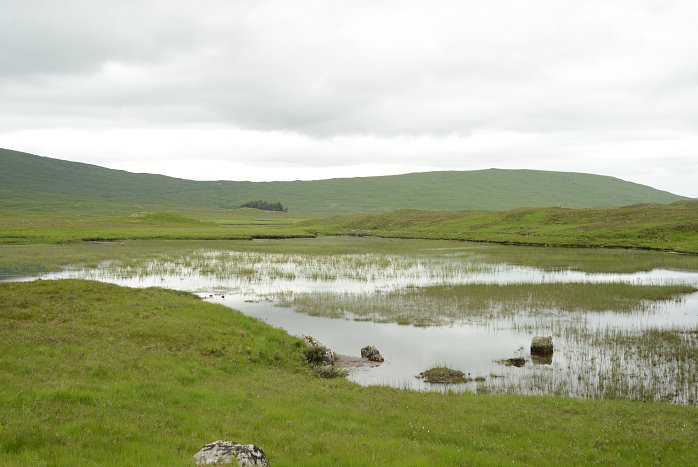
[240,200,287,212]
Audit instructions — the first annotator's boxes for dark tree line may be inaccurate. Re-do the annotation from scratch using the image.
[240,200,288,212]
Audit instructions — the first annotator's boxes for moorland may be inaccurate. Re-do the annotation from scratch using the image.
[1,149,697,465]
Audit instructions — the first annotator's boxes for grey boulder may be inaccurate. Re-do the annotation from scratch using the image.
[193,440,270,466]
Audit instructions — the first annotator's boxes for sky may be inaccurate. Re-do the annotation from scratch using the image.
[1,0,697,197]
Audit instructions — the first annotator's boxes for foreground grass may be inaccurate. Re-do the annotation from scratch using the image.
[304,201,698,253]
[1,280,697,465]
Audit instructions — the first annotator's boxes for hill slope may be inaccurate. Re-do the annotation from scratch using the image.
[0,148,687,215]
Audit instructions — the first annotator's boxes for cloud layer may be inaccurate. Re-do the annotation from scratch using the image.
[1,0,697,196]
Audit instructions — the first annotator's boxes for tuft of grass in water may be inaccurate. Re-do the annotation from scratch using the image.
[419,367,472,384]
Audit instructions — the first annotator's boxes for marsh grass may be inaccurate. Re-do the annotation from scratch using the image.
[475,324,698,404]
[0,237,474,278]
[4,237,698,282]
[281,283,697,326]
[3,237,697,405]
[418,367,471,384]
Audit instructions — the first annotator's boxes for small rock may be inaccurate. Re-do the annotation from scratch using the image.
[193,440,270,466]
[360,345,384,362]
[531,336,554,355]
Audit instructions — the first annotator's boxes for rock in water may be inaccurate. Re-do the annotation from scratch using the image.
[360,345,385,362]
[531,336,554,355]
[193,441,270,466]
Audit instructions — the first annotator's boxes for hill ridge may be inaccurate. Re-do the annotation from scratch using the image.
[0,147,687,215]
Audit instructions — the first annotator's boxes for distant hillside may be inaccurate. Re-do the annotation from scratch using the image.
[0,148,687,216]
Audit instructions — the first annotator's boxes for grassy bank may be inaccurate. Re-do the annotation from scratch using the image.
[2,199,697,254]
[0,210,311,245]
[304,201,698,253]
[1,280,696,465]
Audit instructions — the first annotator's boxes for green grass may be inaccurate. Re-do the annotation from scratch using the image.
[284,283,698,326]
[304,202,698,253]
[0,210,311,245]
[418,367,472,384]
[462,242,698,273]
[1,279,697,465]
[1,147,687,216]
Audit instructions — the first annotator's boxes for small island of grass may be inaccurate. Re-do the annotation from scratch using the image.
[419,366,472,384]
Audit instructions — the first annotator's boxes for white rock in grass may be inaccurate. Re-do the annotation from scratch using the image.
[193,441,270,466]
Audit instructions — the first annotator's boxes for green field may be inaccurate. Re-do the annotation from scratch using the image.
[2,201,697,252]
[2,279,696,465]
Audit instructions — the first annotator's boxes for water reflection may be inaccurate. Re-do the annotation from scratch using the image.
[14,241,698,404]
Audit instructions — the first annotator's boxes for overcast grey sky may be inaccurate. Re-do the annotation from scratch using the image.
[1,0,697,196]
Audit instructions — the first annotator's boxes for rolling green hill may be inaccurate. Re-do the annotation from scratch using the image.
[0,147,687,216]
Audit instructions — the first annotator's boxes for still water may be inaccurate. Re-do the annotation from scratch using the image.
[14,239,698,403]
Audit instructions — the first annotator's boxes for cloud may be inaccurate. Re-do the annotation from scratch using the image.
[0,0,696,195]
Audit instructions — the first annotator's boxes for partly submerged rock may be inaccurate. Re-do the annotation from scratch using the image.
[360,345,384,362]
[193,440,270,466]
[302,334,335,364]
[531,336,554,355]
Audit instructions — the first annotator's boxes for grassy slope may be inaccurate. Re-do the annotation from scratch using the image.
[1,147,687,216]
[304,201,698,253]
[1,280,696,465]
